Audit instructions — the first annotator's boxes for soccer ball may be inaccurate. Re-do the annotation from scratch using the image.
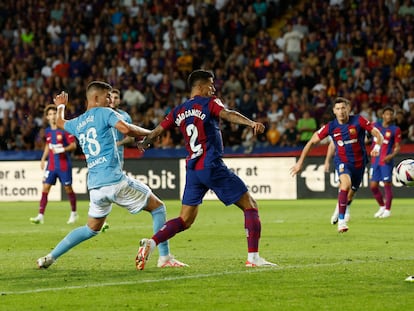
[396,159,414,187]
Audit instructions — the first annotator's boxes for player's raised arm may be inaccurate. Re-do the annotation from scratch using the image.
[290,131,321,176]
[53,91,68,130]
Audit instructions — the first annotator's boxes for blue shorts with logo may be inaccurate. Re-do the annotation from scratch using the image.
[43,169,73,186]
[182,163,248,206]
[369,163,393,183]
[335,162,365,192]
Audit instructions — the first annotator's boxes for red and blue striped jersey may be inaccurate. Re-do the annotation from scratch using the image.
[371,122,401,166]
[45,127,75,172]
[160,95,225,170]
[317,115,374,168]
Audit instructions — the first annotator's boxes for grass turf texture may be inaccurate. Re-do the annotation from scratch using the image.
[0,199,413,310]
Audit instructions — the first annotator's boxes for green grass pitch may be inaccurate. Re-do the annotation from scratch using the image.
[0,198,413,311]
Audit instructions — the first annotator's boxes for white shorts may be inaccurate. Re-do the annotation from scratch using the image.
[88,176,152,218]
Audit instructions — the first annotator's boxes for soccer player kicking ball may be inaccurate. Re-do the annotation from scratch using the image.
[36,82,187,269]
[290,97,383,233]
[136,69,277,269]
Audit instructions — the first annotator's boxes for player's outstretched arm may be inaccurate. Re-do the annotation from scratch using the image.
[115,120,151,138]
[137,124,166,151]
[290,132,321,176]
[219,109,265,135]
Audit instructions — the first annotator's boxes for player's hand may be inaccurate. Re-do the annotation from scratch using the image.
[251,122,265,135]
[136,140,150,152]
[53,91,68,106]
[290,163,302,177]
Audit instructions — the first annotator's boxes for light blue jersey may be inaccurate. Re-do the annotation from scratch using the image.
[64,107,125,189]
[113,108,132,163]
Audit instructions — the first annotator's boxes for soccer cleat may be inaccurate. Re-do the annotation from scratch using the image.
[379,209,391,218]
[157,254,189,268]
[30,215,44,224]
[67,213,79,224]
[405,275,414,282]
[374,207,386,218]
[245,257,278,267]
[37,254,55,269]
[135,238,155,270]
[101,222,110,233]
[345,207,351,222]
[330,206,339,225]
[337,219,348,233]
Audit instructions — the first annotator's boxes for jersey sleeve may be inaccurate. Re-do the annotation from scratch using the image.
[395,126,402,144]
[160,110,175,130]
[64,132,76,144]
[358,115,374,132]
[208,97,225,117]
[316,124,329,140]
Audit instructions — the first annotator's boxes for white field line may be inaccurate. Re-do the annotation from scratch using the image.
[2,258,413,295]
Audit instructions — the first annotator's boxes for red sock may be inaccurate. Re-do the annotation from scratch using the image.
[338,190,348,219]
[68,191,77,212]
[244,208,261,253]
[39,192,48,214]
[152,217,186,245]
[384,184,393,210]
[371,186,385,206]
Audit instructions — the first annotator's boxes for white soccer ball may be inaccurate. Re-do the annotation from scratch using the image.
[396,159,414,187]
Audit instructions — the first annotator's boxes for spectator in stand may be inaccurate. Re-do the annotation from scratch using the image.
[297,110,317,146]
[283,23,304,64]
[122,82,146,111]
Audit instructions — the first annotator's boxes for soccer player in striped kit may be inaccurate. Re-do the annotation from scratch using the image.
[291,97,384,233]
[370,106,401,219]
[136,69,277,269]
[30,104,78,225]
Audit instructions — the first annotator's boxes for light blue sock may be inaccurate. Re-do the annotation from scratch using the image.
[151,205,169,256]
[51,225,98,259]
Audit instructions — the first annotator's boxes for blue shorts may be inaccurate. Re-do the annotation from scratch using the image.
[369,163,393,183]
[182,164,248,206]
[43,169,73,186]
[336,163,365,192]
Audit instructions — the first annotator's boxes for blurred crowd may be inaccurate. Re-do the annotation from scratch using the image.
[0,0,414,153]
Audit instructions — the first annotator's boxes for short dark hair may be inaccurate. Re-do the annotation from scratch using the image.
[334,97,350,106]
[111,88,121,96]
[86,81,112,95]
[382,105,394,114]
[44,104,57,117]
[187,69,214,89]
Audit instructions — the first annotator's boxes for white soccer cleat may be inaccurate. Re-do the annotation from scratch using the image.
[330,206,339,225]
[379,209,391,218]
[30,215,44,224]
[245,257,278,267]
[37,254,55,269]
[67,212,79,224]
[374,207,386,218]
[135,238,155,270]
[345,207,351,222]
[405,275,414,282]
[337,219,348,233]
[157,254,188,268]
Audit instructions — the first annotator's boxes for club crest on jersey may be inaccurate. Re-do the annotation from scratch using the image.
[385,131,391,137]
[349,128,356,135]
[57,134,62,140]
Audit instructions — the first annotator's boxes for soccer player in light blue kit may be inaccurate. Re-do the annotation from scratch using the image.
[110,88,134,167]
[37,81,187,269]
